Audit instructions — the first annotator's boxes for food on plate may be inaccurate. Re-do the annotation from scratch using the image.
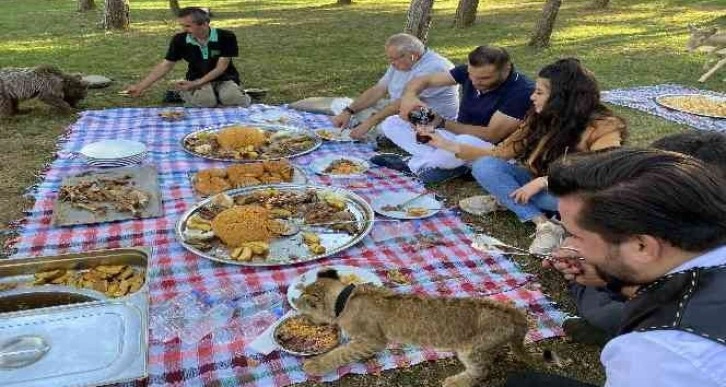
[405,207,429,217]
[659,95,726,117]
[274,315,339,354]
[386,269,411,285]
[183,125,318,161]
[58,175,151,216]
[192,161,297,196]
[211,205,273,247]
[322,159,365,175]
[302,232,326,254]
[316,129,339,141]
[158,110,185,121]
[32,264,145,298]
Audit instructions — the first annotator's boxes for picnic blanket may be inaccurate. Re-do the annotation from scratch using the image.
[602,84,726,132]
[7,105,565,386]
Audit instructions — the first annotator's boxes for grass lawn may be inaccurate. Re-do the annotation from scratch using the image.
[1,0,724,385]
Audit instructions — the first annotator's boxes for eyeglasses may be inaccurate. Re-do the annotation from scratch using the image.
[385,53,408,63]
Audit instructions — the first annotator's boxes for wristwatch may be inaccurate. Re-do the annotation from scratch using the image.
[343,106,356,115]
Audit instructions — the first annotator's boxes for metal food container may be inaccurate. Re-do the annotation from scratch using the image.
[0,247,150,387]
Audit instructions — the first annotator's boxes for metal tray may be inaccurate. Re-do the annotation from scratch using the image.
[188,164,308,198]
[175,184,375,267]
[180,122,322,162]
[0,247,150,387]
[654,93,726,119]
[52,165,163,227]
[272,313,341,357]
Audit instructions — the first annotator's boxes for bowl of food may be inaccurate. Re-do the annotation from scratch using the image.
[273,314,340,356]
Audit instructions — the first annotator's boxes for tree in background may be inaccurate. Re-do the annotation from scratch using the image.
[78,0,96,12]
[170,0,180,15]
[528,0,561,48]
[404,0,434,43]
[104,0,129,30]
[454,0,479,28]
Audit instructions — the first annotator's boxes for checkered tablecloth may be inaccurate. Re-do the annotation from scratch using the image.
[8,105,565,386]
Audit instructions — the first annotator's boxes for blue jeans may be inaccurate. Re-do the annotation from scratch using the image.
[471,156,558,222]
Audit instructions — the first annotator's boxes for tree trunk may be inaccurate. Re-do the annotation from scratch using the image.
[528,0,562,49]
[337,0,352,4]
[591,0,610,8]
[104,0,130,30]
[404,0,434,44]
[454,0,479,28]
[170,0,180,15]
[78,0,96,12]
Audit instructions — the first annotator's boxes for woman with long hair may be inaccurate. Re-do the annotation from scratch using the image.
[422,58,626,254]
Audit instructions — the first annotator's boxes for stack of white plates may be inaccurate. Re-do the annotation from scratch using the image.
[79,140,147,167]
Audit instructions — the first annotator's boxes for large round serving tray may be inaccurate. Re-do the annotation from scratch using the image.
[180,122,323,162]
[175,184,375,267]
[654,93,726,119]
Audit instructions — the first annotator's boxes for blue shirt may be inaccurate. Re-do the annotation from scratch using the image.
[449,64,534,126]
[602,245,726,387]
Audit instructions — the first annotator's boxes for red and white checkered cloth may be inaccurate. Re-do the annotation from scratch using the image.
[8,105,565,386]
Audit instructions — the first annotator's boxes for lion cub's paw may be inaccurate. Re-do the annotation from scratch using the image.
[442,372,479,387]
[303,358,333,376]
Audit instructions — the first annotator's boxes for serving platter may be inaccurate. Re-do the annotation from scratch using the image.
[181,122,322,162]
[188,162,308,198]
[654,93,726,119]
[175,184,375,267]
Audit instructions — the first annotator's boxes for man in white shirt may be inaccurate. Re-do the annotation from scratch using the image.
[506,148,726,387]
[330,33,458,140]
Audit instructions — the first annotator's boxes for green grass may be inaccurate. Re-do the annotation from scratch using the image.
[0,0,723,384]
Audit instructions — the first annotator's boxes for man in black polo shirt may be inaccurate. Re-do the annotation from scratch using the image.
[373,46,533,184]
[124,7,249,108]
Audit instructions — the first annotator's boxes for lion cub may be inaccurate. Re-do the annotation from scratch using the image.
[294,269,530,387]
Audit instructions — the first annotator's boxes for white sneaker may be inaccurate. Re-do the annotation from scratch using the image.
[459,195,505,216]
[529,221,565,255]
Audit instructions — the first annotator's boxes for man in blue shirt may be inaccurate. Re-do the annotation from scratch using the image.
[508,148,726,387]
[373,45,534,184]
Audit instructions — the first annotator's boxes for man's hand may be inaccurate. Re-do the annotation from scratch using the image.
[542,249,607,287]
[399,96,426,122]
[349,121,373,140]
[510,177,547,204]
[173,80,201,92]
[124,84,145,98]
[331,111,352,128]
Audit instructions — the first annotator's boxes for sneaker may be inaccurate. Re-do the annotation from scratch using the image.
[162,90,184,104]
[417,165,469,185]
[459,195,505,216]
[529,220,565,255]
[562,317,611,347]
[369,153,412,173]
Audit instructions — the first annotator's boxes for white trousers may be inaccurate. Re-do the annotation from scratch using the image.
[380,115,492,173]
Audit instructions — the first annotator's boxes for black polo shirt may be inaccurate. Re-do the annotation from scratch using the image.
[165,28,240,84]
[450,64,534,126]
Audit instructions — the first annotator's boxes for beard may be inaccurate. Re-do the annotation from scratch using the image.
[592,245,644,286]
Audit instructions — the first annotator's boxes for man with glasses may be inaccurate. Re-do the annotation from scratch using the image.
[372,45,533,185]
[124,7,249,107]
[330,33,458,141]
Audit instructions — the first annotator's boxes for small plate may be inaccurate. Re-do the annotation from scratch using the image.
[287,265,382,310]
[309,155,370,177]
[272,314,341,356]
[314,128,355,142]
[80,140,146,160]
[371,191,443,220]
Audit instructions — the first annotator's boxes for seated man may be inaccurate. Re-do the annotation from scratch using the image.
[330,33,458,141]
[510,147,726,387]
[374,45,534,184]
[560,130,726,345]
[124,7,250,108]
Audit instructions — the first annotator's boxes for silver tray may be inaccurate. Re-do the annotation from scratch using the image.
[52,165,163,227]
[188,164,308,198]
[654,93,726,119]
[175,184,375,267]
[181,122,322,162]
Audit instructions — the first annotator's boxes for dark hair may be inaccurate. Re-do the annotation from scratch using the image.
[516,58,624,174]
[548,147,726,251]
[467,45,510,69]
[650,131,726,178]
[177,7,211,24]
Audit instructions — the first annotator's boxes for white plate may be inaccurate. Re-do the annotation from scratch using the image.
[247,110,304,125]
[371,191,443,220]
[314,128,355,142]
[80,140,147,160]
[287,265,383,310]
[309,155,370,177]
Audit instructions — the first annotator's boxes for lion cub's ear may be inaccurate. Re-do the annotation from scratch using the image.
[317,268,340,280]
